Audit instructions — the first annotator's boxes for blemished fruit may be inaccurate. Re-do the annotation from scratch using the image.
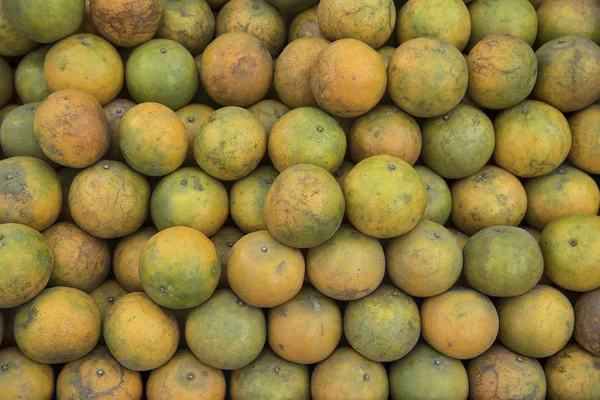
[415,166,452,225]
[344,284,420,362]
[68,160,150,239]
[0,156,62,231]
[34,89,110,168]
[536,0,600,46]
[14,286,102,364]
[348,105,422,166]
[140,226,220,309]
[56,346,143,400]
[209,226,245,288]
[247,100,290,138]
[44,33,124,105]
[216,0,286,57]
[421,103,495,179]
[42,222,111,293]
[104,292,179,371]
[119,102,188,177]
[388,37,468,118]
[574,288,600,356]
[311,38,386,119]
[268,287,342,364]
[113,227,157,292]
[467,34,537,110]
[389,342,469,400]
[539,214,600,292]
[186,289,267,370]
[264,163,345,248]
[545,344,600,400]
[0,6,37,57]
[311,347,389,400]
[451,165,528,235]
[496,285,574,358]
[317,0,396,49]
[0,347,55,400]
[90,0,163,47]
[421,287,499,360]
[307,224,385,301]
[150,167,229,236]
[268,106,346,173]
[230,166,278,233]
[0,223,54,308]
[230,346,310,400]
[288,5,321,41]
[175,103,214,166]
[126,39,198,110]
[524,165,600,230]
[343,154,427,238]
[467,344,547,400]
[103,98,136,162]
[462,226,544,297]
[386,220,462,298]
[146,349,226,400]
[568,104,600,174]
[533,35,600,113]
[4,0,84,43]
[194,106,267,181]
[201,32,273,107]
[89,279,128,322]
[227,230,305,308]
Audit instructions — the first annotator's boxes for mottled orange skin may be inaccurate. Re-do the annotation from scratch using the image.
[216,0,286,57]
[414,166,452,225]
[317,0,396,49]
[228,230,305,307]
[230,167,278,234]
[155,0,215,55]
[0,223,54,309]
[0,156,62,231]
[0,3,38,57]
[575,289,600,356]
[90,280,128,323]
[288,5,321,42]
[230,346,310,400]
[14,286,102,364]
[268,287,342,364]
[0,347,54,400]
[201,32,273,107]
[569,104,600,174]
[194,106,266,181]
[146,349,226,400]
[467,344,546,400]
[69,160,150,239]
[311,347,389,400]
[496,285,574,358]
[307,224,384,301]
[43,221,111,292]
[387,220,462,298]
[56,167,79,223]
[451,165,527,235]
[264,163,345,248]
[344,285,420,362]
[91,0,163,47]
[343,154,427,239]
[536,0,600,46]
[533,36,600,112]
[397,0,471,51]
[175,103,214,165]
[119,102,188,177]
[34,89,110,168]
[275,37,330,109]
[525,165,599,230]
[388,37,467,118]
[103,98,136,162]
[311,38,386,118]
[494,100,572,178]
[447,228,470,250]
[57,346,143,400]
[421,287,499,360]
[104,292,179,371]
[209,226,245,288]
[44,33,124,105]
[247,99,290,136]
[545,344,600,399]
[185,289,266,370]
[113,227,157,292]
[348,105,421,165]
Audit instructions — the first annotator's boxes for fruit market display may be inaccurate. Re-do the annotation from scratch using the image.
[1,0,600,399]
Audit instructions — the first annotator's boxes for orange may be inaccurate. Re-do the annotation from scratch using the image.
[103,99,136,162]
[0,347,54,400]
[545,344,600,399]
[288,5,321,42]
[113,227,157,292]
[209,226,245,288]
[568,104,600,174]
[175,104,214,165]
[536,0,600,46]
[230,166,279,233]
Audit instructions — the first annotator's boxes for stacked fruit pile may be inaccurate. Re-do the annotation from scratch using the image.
[1,0,600,399]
